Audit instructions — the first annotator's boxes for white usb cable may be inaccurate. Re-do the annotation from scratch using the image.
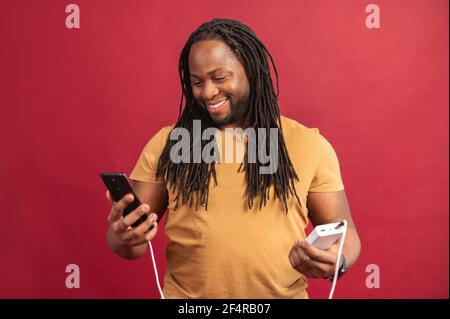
[328,220,347,299]
[147,240,165,299]
[147,220,347,300]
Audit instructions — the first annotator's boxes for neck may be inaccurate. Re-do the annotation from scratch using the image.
[219,117,249,130]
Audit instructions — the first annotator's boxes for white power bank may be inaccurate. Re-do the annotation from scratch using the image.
[306,221,345,250]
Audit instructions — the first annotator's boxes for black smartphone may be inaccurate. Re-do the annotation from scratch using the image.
[100,172,147,228]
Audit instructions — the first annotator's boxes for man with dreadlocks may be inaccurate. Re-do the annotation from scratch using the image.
[106,18,361,298]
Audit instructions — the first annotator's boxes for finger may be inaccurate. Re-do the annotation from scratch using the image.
[121,226,140,243]
[288,252,294,267]
[123,220,158,246]
[122,204,150,228]
[106,190,115,205]
[292,245,334,278]
[290,246,314,277]
[107,193,134,223]
[112,217,132,234]
[289,248,301,268]
[145,221,158,241]
[133,213,158,236]
[326,239,341,254]
[293,244,311,265]
[302,257,334,278]
[296,241,335,264]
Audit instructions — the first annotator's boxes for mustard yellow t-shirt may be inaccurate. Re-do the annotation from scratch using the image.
[130,115,344,298]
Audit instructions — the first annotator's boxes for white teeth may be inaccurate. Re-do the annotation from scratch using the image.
[209,99,227,109]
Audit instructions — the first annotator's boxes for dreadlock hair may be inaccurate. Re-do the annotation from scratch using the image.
[156,18,301,213]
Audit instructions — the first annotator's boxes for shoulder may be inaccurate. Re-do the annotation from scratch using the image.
[279,115,339,161]
[279,115,320,141]
[141,123,176,153]
[158,124,176,137]
[151,124,176,142]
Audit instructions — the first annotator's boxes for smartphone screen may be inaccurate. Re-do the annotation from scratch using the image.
[100,172,147,228]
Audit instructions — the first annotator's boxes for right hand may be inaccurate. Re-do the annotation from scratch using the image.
[106,190,159,247]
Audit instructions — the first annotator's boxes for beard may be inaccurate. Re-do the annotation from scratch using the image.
[209,91,251,128]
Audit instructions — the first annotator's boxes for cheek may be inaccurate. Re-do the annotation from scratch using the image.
[191,87,201,99]
[242,78,251,97]
[225,82,243,100]
[234,76,250,99]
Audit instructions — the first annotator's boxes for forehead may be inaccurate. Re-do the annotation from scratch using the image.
[188,40,243,76]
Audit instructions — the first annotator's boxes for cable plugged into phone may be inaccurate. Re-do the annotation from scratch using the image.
[305,220,348,299]
[100,172,165,299]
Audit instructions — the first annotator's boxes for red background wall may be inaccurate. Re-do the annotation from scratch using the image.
[0,0,448,298]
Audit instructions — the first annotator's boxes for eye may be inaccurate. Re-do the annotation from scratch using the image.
[214,77,227,82]
[191,81,203,86]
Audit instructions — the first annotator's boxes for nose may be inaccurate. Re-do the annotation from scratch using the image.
[198,80,220,102]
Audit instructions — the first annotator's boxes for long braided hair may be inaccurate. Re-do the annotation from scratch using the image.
[156,18,301,213]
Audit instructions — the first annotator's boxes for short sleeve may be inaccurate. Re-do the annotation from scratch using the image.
[129,126,171,183]
[309,132,345,192]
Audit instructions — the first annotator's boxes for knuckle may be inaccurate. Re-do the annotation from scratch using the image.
[149,214,157,223]
[112,204,122,214]
[124,194,133,204]
[119,218,129,228]
[139,209,148,216]
[111,222,120,233]
[119,196,131,207]
[134,208,145,217]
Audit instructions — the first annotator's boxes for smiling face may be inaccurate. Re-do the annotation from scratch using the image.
[188,40,251,128]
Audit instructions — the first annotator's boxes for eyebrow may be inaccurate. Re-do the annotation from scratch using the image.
[190,68,230,78]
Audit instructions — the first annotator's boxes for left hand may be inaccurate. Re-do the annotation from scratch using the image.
[288,239,341,279]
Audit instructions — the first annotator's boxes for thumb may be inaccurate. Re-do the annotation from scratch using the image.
[106,190,115,205]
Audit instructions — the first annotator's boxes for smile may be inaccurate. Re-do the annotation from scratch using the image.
[207,98,229,112]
